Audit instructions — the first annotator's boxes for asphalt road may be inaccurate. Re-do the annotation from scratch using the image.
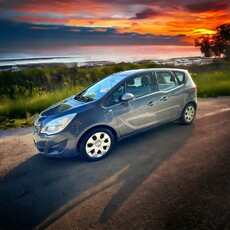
[0,98,230,230]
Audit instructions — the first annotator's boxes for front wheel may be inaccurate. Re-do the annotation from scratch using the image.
[180,103,196,125]
[79,128,115,161]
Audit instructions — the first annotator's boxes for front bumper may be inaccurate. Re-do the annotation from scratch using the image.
[33,131,80,157]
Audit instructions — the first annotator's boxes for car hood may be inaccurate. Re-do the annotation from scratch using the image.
[40,96,87,117]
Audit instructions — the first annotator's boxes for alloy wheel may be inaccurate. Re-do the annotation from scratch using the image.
[85,132,111,158]
[184,105,195,123]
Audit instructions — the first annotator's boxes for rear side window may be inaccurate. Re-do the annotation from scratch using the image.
[173,71,186,85]
[156,71,177,91]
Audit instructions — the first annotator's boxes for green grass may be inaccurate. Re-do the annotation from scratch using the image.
[0,85,84,129]
[0,61,230,129]
[191,70,230,97]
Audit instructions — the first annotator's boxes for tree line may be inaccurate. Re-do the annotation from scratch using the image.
[195,23,230,59]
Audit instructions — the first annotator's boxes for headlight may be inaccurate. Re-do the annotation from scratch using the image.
[41,113,76,135]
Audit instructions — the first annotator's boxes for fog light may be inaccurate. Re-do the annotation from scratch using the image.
[48,139,68,154]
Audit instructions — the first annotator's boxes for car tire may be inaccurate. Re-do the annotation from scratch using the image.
[180,103,196,125]
[79,127,115,161]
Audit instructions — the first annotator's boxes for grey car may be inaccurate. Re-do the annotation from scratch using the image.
[33,68,197,161]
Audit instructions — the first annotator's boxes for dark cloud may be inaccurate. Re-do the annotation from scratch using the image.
[175,34,186,37]
[185,0,229,13]
[0,19,189,50]
[1,0,229,16]
[94,0,181,7]
[132,8,160,19]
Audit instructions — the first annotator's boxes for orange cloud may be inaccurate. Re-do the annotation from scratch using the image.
[89,28,107,32]
[131,22,139,26]
[69,29,81,32]
[11,0,119,18]
[67,18,132,28]
[3,0,230,41]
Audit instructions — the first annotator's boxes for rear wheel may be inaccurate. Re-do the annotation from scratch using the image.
[79,128,115,161]
[180,103,196,125]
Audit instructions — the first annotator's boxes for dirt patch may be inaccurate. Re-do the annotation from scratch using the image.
[0,133,36,179]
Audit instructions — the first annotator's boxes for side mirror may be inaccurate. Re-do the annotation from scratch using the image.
[121,93,134,102]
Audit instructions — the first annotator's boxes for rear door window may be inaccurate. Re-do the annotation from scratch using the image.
[156,71,177,91]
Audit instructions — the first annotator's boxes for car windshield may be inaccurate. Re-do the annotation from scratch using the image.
[75,74,127,101]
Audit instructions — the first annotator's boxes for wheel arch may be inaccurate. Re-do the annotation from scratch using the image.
[187,100,197,109]
[181,100,197,115]
[180,100,197,125]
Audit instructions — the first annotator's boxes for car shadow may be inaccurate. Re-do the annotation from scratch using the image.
[0,122,194,229]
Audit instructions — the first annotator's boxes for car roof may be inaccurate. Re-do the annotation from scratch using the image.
[113,68,188,77]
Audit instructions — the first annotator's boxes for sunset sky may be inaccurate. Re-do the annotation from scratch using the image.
[0,0,230,49]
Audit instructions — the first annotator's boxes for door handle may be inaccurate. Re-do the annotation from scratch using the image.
[147,101,154,106]
[160,96,168,101]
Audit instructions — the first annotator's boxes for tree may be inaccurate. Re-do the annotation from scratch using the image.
[216,23,230,60]
[195,35,215,57]
[195,23,230,59]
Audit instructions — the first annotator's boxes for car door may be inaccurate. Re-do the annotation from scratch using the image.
[104,72,158,137]
[155,71,185,123]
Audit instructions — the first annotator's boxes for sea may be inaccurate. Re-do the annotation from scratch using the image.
[0,45,201,67]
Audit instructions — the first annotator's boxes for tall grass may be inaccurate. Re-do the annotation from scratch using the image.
[0,85,84,122]
[1,70,229,119]
[0,61,230,129]
[191,70,230,97]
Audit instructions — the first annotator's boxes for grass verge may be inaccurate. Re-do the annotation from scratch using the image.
[0,61,230,129]
[192,70,230,97]
[0,85,84,129]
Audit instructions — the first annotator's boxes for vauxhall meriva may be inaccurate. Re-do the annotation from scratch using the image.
[33,68,197,161]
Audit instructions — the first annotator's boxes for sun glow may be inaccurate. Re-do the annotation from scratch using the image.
[193,29,217,35]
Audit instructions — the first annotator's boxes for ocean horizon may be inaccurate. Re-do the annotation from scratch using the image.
[0,45,201,67]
